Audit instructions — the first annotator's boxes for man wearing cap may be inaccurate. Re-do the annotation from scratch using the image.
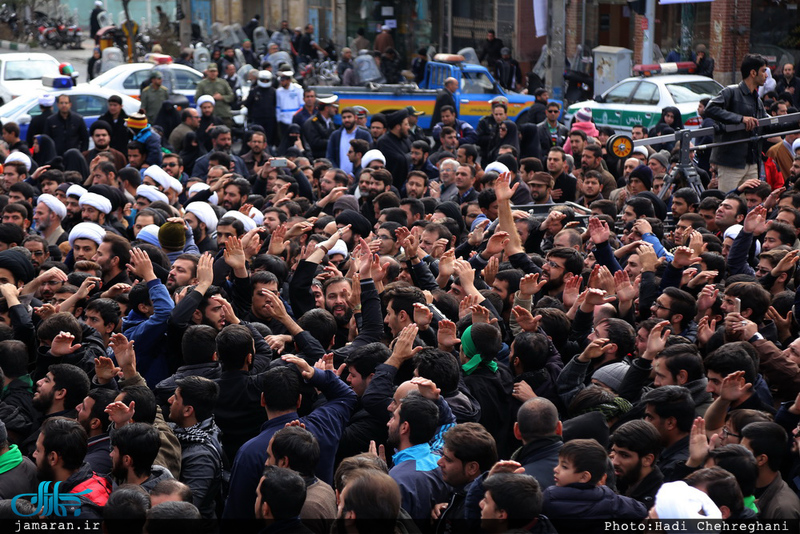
[374,25,394,54]
[431,77,458,130]
[648,152,670,177]
[528,172,555,205]
[302,95,339,159]
[126,113,163,166]
[169,108,201,154]
[495,47,522,92]
[83,121,126,170]
[377,109,411,189]
[141,71,170,125]
[195,63,235,127]
[245,71,277,145]
[98,95,131,156]
[276,71,305,144]
[26,94,54,147]
[404,106,427,143]
[45,94,89,154]
[326,106,372,174]
[34,194,68,247]
[353,106,369,129]
[136,184,169,210]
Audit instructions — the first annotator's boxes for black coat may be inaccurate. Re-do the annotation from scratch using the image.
[46,111,89,154]
[302,113,336,159]
[377,131,411,189]
[510,436,562,490]
[26,108,52,147]
[543,483,648,532]
[97,109,130,156]
[431,89,457,129]
[463,364,514,457]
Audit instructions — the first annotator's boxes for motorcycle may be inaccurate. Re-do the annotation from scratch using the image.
[38,21,62,49]
[57,18,83,49]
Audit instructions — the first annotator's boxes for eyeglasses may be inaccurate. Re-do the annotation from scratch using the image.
[163,162,179,167]
[544,260,563,269]
[30,250,45,257]
[546,109,560,114]
[651,301,672,312]
[722,427,741,440]
[754,267,771,276]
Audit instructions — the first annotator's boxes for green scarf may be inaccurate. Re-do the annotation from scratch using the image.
[461,325,498,375]
[0,444,23,475]
[743,495,758,513]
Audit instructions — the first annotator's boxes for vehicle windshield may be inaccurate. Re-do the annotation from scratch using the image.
[0,94,37,116]
[4,60,60,81]
[460,71,498,95]
[666,81,722,104]
[90,67,126,86]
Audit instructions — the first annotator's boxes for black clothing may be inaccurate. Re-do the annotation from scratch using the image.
[479,38,504,70]
[97,109,130,156]
[617,467,664,509]
[26,108,52,148]
[431,89,457,130]
[377,131,412,189]
[704,81,769,169]
[245,85,278,145]
[302,113,335,159]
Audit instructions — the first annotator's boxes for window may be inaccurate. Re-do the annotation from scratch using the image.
[173,69,202,91]
[631,82,659,105]
[666,81,723,104]
[460,71,498,95]
[70,95,108,117]
[3,60,59,81]
[122,70,151,90]
[603,81,639,104]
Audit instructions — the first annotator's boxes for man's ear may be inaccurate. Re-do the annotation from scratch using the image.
[641,453,655,468]
[192,309,203,324]
[513,422,522,441]
[676,369,689,385]
[672,313,684,328]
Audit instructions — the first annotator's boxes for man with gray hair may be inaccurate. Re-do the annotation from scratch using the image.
[438,158,460,202]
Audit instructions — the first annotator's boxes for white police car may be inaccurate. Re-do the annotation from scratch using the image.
[565,64,723,133]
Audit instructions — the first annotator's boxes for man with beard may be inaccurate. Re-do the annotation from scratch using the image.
[191,126,248,179]
[89,161,118,188]
[97,95,130,155]
[246,271,290,335]
[322,276,355,347]
[308,168,349,217]
[161,153,187,185]
[609,420,664,508]
[377,109,411,189]
[22,363,90,457]
[76,388,117,475]
[22,265,66,304]
[46,94,90,154]
[78,192,112,227]
[409,140,439,182]
[241,131,271,179]
[195,63,235,127]
[528,171,554,205]
[433,423,498,534]
[167,376,224,519]
[184,202,218,254]
[387,393,450,528]
[255,466,312,533]
[195,95,224,152]
[327,107,372,175]
[23,235,50,270]
[347,139,369,180]
[83,121,126,170]
[33,194,67,247]
[582,144,616,199]
[641,386,694,482]
[221,177,251,211]
[369,114,387,147]
[109,422,172,492]
[788,155,800,185]
[92,233,132,288]
[33,418,112,519]
[165,253,199,293]
[432,106,478,149]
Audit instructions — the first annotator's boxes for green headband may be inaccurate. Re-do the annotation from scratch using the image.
[461,325,498,375]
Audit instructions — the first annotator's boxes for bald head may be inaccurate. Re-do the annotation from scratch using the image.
[389,381,419,412]
[444,78,457,91]
[515,398,560,443]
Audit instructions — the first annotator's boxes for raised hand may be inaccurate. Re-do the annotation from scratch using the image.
[224,236,248,273]
[614,270,637,303]
[94,356,121,384]
[452,259,475,288]
[268,224,290,256]
[512,306,540,332]
[696,316,717,346]
[632,219,653,237]
[483,231,510,258]
[577,337,610,362]
[494,172,518,202]
[687,417,710,468]
[587,216,610,244]
[672,246,702,269]
[105,400,135,427]
[391,323,422,362]
[281,354,316,380]
[743,204,768,235]
[519,273,546,298]
[127,247,156,282]
[718,371,751,402]
[437,319,460,351]
[50,331,82,357]
[410,377,441,400]
[483,256,499,286]
[583,288,616,307]
[773,249,800,275]
[109,333,136,372]
[561,274,582,309]
[467,219,490,247]
[644,321,671,360]
[636,243,658,272]
[196,253,214,289]
[413,302,433,330]
[470,304,493,325]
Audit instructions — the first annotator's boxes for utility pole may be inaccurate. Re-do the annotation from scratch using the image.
[642,0,656,64]
[547,0,565,100]
[179,0,191,48]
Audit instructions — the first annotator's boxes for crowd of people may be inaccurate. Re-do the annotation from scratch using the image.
[0,43,798,533]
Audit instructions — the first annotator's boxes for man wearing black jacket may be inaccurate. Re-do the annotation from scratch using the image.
[26,94,54,147]
[302,95,338,159]
[377,109,411,189]
[97,95,130,156]
[46,94,89,154]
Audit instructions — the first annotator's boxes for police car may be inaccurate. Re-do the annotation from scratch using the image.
[565,63,723,133]
[89,56,204,105]
[0,76,141,140]
[0,52,62,106]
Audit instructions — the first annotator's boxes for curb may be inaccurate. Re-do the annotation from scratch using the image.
[0,40,30,51]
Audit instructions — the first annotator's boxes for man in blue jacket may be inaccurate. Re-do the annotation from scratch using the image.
[326,106,372,176]
[222,354,356,519]
[122,247,175,386]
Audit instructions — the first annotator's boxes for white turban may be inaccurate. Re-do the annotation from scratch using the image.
[249,206,264,226]
[723,224,761,255]
[136,184,169,204]
[484,162,509,175]
[143,165,172,190]
[68,222,106,247]
[66,184,87,199]
[168,177,183,194]
[362,149,386,168]
[633,146,649,158]
[188,182,218,205]
[328,239,348,258]
[37,194,67,220]
[654,481,721,520]
[5,151,31,172]
[185,202,218,233]
[79,192,112,214]
[223,210,257,232]
[196,95,215,108]
[792,138,800,155]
